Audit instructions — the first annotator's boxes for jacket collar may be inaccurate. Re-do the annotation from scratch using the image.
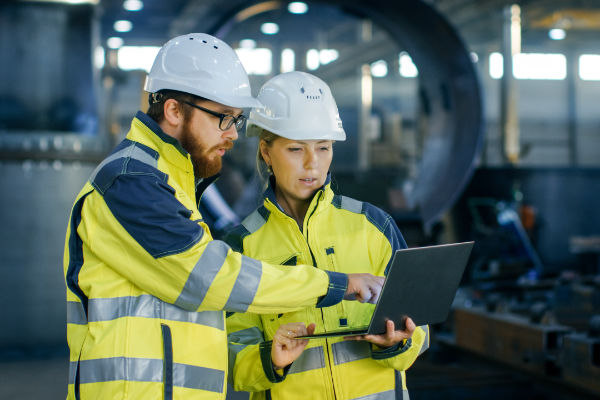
[134,111,188,157]
[263,173,334,218]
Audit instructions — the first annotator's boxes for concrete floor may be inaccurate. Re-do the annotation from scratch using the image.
[1,344,597,400]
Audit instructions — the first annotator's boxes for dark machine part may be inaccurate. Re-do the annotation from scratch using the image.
[454,306,572,377]
[562,332,600,394]
[451,278,600,397]
[213,0,484,231]
[452,168,600,273]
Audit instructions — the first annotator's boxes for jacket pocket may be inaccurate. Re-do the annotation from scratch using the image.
[161,324,174,400]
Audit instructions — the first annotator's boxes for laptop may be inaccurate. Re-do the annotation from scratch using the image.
[298,241,474,339]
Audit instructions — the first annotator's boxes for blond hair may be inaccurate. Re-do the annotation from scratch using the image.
[256,129,281,185]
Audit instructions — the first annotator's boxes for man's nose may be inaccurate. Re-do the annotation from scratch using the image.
[223,125,239,141]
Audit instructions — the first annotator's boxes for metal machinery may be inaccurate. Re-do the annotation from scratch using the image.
[445,169,600,397]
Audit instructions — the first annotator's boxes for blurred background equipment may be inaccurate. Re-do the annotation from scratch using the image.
[1,0,600,399]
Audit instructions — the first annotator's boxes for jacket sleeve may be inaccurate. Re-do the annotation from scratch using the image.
[370,325,430,370]
[80,172,346,314]
[227,312,286,392]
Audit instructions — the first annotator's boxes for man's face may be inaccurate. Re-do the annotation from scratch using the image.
[179,100,242,178]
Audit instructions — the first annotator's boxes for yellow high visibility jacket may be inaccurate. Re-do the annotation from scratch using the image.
[63,112,347,400]
[226,178,429,400]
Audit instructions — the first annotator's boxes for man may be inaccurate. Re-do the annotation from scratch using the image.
[63,33,383,400]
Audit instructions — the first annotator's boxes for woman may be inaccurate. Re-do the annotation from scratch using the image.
[226,71,429,400]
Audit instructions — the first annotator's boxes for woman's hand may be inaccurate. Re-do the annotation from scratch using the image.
[344,318,415,348]
[271,322,316,370]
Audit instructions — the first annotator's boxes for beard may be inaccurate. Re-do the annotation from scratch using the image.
[180,118,233,178]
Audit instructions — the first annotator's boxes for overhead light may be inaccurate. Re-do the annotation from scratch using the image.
[549,28,566,40]
[107,37,124,49]
[288,2,308,14]
[470,52,479,63]
[123,0,143,11]
[114,20,133,33]
[261,22,279,35]
[239,39,256,49]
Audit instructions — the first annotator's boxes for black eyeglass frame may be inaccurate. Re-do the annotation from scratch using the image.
[183,101,247,131]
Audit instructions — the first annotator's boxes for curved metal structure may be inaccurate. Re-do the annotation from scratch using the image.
[215,0,484,230]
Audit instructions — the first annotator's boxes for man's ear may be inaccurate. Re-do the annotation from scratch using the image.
[163,99,183,127]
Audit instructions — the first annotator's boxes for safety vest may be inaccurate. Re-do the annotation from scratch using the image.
[226,179,430,400]
[63,111,347,400]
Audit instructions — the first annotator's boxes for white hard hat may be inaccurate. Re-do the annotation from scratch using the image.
[246,71,346,141]
[144,33,262,109]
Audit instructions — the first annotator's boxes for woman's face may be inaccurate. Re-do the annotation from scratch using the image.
[260,137,333,203]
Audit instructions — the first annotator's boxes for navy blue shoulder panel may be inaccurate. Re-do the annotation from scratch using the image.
[90,139,167,195]
[103,173,204,259]
[223,224,249,253]
[333,195,407,275]
[223,205,271,253]
[362,202,408,275]
[66,191,93,316]
[91,139,203,259]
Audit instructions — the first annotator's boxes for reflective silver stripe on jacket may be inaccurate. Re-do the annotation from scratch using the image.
[339,196,363,214]
[90,143,157,184]
[67,301,87,325]
[228,326,263,346]
[71,357,224,393]
[224,255,262,312]
[289,346,325,374]
[175,240,230,311]
[419,325,430,355]
[67,296,224,330]
[227,327,264,377]
[332,340,371,365]
[241,209,267,233]
[352,390,400,400]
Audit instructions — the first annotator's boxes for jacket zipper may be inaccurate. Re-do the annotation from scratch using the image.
[161,323,174,400]
[304,192,337,399]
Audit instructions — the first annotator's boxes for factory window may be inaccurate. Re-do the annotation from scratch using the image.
[94,46,105,70]
[117,46,160,72]
[399,52,418,78]
[579,54,600,81]
[235,48,272,75]
[370,60,388,78]
[489,52,567,80]
[306,49,339,70]
[281,48,295,73]
[319,49,339,65]
[489,52,503,79]
[306,49,320,70]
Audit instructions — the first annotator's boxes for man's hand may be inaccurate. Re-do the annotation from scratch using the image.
[271,322,316,370]
[344,317,416,348]
[345,273,385,304]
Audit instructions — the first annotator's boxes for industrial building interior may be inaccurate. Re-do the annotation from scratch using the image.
[1,0,599,398]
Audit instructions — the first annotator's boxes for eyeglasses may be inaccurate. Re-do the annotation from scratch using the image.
[183,101,247,131]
